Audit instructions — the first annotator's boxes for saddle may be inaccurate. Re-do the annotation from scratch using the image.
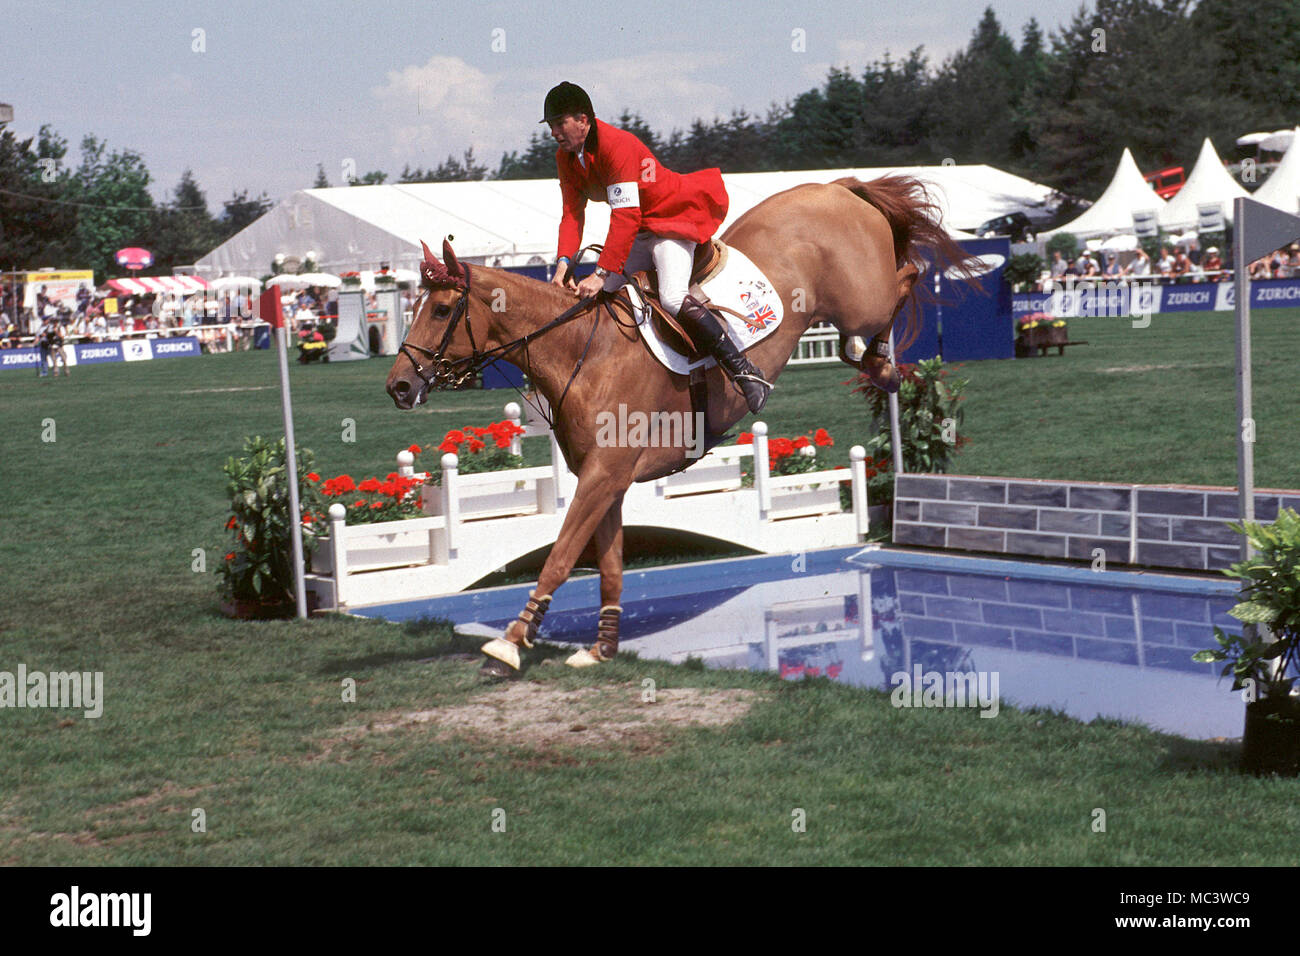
[625,239,735,361]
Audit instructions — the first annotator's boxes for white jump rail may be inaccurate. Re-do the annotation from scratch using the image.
[305,403,873,611]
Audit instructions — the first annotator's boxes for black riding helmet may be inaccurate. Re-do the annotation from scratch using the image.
[540,81,593,123]
[541,81,598,150]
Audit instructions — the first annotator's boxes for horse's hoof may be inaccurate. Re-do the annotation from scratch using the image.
[481,637,521,671]
[863,359,901,394]
[565,648,604,668]
[480,658,516,679]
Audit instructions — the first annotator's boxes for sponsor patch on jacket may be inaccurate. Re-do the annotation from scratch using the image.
[607,181,639,209]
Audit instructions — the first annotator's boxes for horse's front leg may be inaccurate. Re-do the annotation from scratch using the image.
[565,494,625,668]
[481,454,636,674]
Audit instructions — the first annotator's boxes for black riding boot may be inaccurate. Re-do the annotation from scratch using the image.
[677,294,773,413]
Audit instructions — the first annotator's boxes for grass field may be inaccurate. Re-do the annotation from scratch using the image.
[0,308,1297,865]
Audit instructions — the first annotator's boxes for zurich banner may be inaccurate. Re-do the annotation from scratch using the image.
[150,336,201,358]
[73,342,124,364]
[1015,278,1300,316]
[0,348,41,370]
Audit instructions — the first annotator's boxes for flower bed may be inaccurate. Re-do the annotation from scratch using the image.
[419,420,528,484]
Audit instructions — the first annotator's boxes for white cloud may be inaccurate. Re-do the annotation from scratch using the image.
[369,51,746,173]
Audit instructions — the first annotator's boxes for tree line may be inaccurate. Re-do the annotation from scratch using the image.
[2,0,1297,279]
[0,123,273,281]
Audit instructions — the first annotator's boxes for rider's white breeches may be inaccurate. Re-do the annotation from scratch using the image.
[602,233,695,317]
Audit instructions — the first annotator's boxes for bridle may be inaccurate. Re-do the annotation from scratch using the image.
[398,282,478,391]
[396,255,616,426]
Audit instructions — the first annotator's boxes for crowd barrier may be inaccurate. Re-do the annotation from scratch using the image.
[1013,277,1300,317]
[0,335,202,371]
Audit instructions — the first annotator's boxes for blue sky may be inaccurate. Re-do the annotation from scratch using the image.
[2,0,1089,210]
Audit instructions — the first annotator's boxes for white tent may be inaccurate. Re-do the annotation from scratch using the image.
[1158,137,1250,231]
[1252,126,1300,215]
[1040,148,1165,240]
[195,165,1056,276]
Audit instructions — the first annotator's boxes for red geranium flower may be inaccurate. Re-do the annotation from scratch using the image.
[306,472,321,482]
[444,429,465,444]
[813,428,833,447]
[737,432,753,444]
[226,515,237,529]
[792,436,810,450]
[407,444,421,455]
[438,439,459,455]
[358,477,382,492]
[225,552,234,561]
[470,438,487,452]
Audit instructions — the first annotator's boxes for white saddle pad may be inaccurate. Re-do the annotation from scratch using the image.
[625,246,785,375]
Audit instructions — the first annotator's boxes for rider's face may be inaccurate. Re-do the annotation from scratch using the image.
[548,114,589,154]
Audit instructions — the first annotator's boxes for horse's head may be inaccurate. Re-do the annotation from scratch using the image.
[386,238,479,409]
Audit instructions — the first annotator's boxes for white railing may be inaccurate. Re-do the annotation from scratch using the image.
[306,403,872,610]
[789,323,841,365]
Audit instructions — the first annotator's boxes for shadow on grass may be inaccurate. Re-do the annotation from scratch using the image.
[1025,704,1244,775]
[315,616,484,674]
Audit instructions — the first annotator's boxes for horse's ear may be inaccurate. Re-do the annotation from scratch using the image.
[442,238,462,276]
[420,240,438,265]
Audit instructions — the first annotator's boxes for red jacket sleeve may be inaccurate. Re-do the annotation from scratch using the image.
[556,152,585,261]
[596,133,645,273]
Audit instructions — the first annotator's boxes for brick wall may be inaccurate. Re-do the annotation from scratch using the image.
[893,474,1300,572]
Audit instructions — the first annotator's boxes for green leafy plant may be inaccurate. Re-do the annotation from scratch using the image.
[218,436,324,604]
[850,356,970,506]
[1193,508,1300,701]
[1045,232,1078,260]
[1004,252,1045,290]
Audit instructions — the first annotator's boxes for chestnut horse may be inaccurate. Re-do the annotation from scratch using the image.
[386,175,978,675]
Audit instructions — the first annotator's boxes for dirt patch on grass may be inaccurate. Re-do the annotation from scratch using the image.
[314,682,761,760]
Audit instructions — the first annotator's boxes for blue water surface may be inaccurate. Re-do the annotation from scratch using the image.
[357,546,1249,739]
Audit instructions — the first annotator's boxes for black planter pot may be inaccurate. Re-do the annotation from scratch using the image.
[1241,698,1300,776]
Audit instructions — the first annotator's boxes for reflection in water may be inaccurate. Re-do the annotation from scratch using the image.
[368,549,1246,739]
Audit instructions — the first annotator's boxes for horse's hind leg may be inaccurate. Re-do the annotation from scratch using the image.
[837,263,919,392]
[566,496,625,668]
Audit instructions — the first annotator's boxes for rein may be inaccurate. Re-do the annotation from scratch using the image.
[398,262,612,429]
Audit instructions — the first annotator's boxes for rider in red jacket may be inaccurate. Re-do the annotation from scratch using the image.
[544,81,771,413]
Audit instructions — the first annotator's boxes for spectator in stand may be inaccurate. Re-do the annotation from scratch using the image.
[1268,249,1285,277]
[1202,246,1225,282]
[1083,253,1101,277]
[1050,250,1067,281]
[1158,246,1175,278]
[1249,257,1270,280]
[1287,244,1300,278]
[76,285,90,317]
[1103,253,1122,278]
[1172,247,1193,283]
[1126,248,1152,277]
